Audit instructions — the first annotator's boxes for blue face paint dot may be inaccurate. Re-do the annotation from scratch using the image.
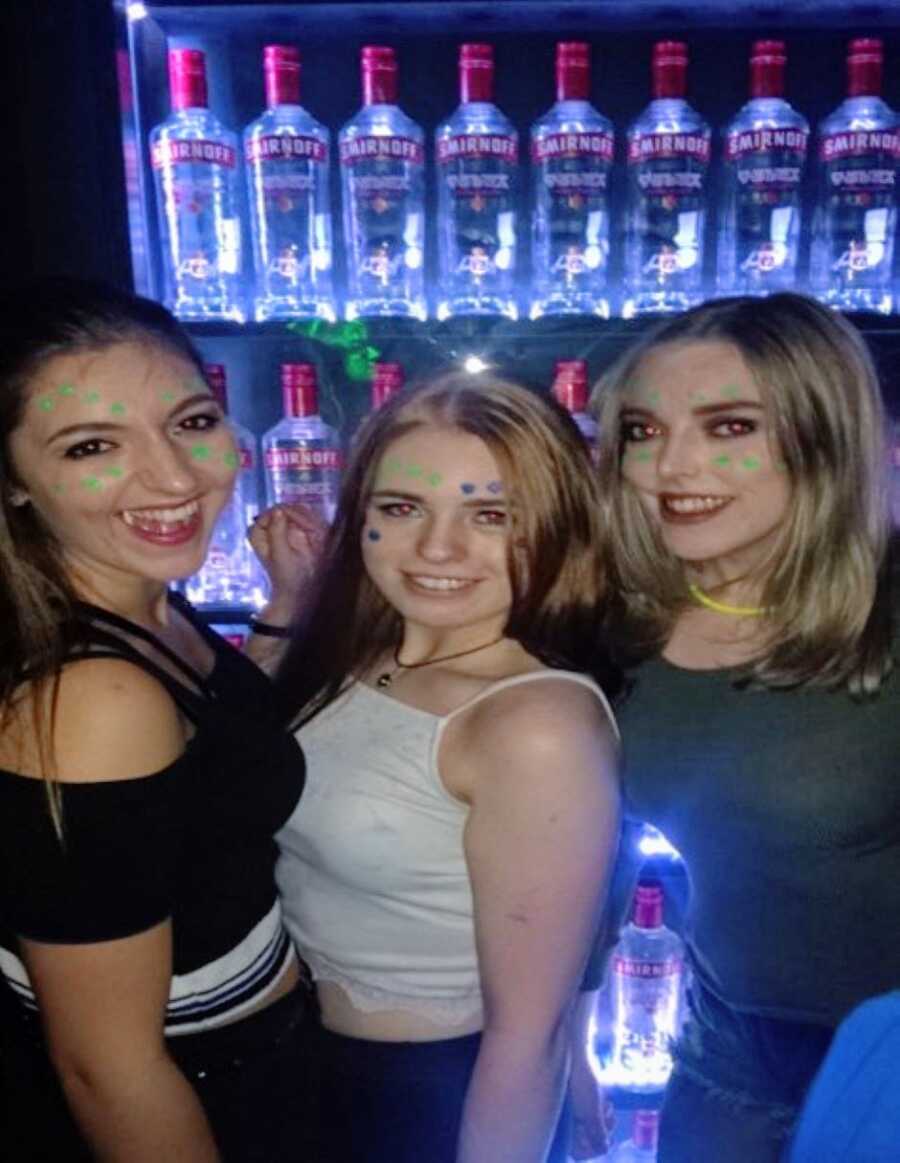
[460,482,476,495]
[367,528,381,541]
[486,480,503,494]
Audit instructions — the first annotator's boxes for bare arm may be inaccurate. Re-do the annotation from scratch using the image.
[20,659,220,1161]
[452,680,620,1163]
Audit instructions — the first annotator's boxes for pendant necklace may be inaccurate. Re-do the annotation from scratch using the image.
[376,636,506,689]
[688,583,768,618]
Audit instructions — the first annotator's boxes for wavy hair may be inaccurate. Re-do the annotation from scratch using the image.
[0,277,206,832]
[593,293,894,695]
[276,371,621,724]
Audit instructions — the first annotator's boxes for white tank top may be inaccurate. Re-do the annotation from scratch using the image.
[275,670,617,1027]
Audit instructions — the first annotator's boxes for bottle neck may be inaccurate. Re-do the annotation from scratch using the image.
[363,69,397,105]
[848,56,882,98]
[556,62,589,102]
[749,57,785,99]
[461,63,494,104]
[266,67,300,107]
[652,61,686,100]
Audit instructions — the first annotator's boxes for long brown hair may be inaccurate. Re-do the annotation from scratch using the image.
[593,293,895,695]
[0,277,206,831]
[276,371,621,724]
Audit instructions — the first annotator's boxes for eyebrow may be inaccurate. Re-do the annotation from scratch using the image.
[44,392,217,446]
[369,489,508,506]
[621,400,764,417]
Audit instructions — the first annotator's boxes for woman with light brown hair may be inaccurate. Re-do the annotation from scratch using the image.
[274,372,622,1163]
[581,292,899,1163]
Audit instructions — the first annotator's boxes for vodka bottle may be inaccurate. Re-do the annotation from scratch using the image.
[609,879,684,1092]
[183,364,264,609]
[531,42,614,319]
[339,47,426,321]
[150,49,244,321]
[244,45,335,322]
[263,363,342,522]
[717,41,809,297]
[551,359,598,455]
[623,42,711,318]
[370,361,405,410]
[436,44,519,320]
[810,39,899,314]
[608,1111,660,1163]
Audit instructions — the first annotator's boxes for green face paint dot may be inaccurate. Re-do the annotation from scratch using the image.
[223,450,240,469]
[84,391,101,404]
[647,390,661,404]
[109,402,126,416]
[191,444,212,461]
[427,472,443,486]
[52,484,64,495]
[57,383,76,397]
[404,464,423,477]
[774,461,788,474]
[713,454,732,467]
[39,397,54,412]
[741,455,761,471]
[82,477,102,491]
[161,391,176,403]
[102,465,124,479]
[633,449,654,463]
[722,384,742,400]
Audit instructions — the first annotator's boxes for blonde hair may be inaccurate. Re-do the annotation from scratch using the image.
[277,371,620,722]
[593,293,894,695]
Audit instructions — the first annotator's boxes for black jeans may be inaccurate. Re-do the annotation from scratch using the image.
[659,980,835,1163]
[0,985,318,1163]
[311,1020,570,1163]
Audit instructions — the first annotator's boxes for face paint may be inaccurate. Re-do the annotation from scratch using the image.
[52,483,64,494]
[460,482,476,494]
[486,480,503,494]
[404,464,423,478]
[367,528,381,541]
[426,472,442,486]
[712,454,732,467]
[161,390,176,403]
[223,450,240,469]
[102,465,124,479]
[190,444,212,461]
[722,383,742,400]
[82,476,102,491]
[57,383,76,397]
[84,390,101,404]
[38,397,54,412]
[109,402,126,416]
[741,455,761,471]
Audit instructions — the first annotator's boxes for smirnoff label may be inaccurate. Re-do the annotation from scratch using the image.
[532,131,614,164]
[339,136,424,165]
[613,956,683,979]
[726,128,808,161]
[246,135,327,164]
[438,134,518,163]
[820,130,900,162]
[628,132,710,164]
[264,447,343,470]
[239,448,254,470]
[151,139,237,169]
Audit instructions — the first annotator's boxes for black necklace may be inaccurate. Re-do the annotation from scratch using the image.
[375,636,506,689]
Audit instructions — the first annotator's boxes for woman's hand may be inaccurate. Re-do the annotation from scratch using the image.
[248,503,327,621]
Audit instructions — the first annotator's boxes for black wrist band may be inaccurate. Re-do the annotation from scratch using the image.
[248,617,292,639]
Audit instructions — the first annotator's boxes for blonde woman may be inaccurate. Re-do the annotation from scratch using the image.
[583,293,898,1163]
[274,374,621,1163]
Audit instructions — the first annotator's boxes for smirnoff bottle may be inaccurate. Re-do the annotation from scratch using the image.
[150,49,244,321]
[623,42,711,318]
[551,360,598,455]
[244,45,335,322]
[263,363,342,522]
[339,47,426,321]
[609,879,684,1092]
[810,39,899,314]
[370,361,405,410]
[531,43,614,319]
[436,44,519,320]
[608,1111,660,1163]
[717,41,809,297]
[184,364,265,609]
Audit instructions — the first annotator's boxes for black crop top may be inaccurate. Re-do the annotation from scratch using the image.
[0,593,305,1035]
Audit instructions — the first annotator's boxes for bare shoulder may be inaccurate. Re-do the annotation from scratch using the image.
[465,674,616,752]
[51,657,185,783]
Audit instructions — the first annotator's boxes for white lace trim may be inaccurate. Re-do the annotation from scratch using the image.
[313,964,483,1025]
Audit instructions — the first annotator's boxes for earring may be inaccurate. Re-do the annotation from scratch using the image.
[7,488,29,507]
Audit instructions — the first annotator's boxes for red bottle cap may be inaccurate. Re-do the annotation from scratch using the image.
[362,45,397,105]
[169,48,208,111]
[652,40,688,100]
[632,879,664,929]
[749,39,786,99]
[460,43,494,104]
[556,41,590,102]
[204,363,229,412]
[264,44,301,107]
[633,1111,660,1150]
[281,363,319,418]
[371,362,405,409]
[847,38,882,98]
[552,359,589,413]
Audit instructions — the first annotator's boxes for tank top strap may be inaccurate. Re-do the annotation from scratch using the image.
[439,669,619,740]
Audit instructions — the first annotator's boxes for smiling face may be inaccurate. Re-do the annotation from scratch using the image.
[7,339,238,601]
[361,424,513,644]
[619,340,792,578]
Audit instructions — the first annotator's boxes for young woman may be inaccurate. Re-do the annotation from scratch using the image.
[273,373,622,1163]
[584,292,899,1162]
[0,279,316,1162]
